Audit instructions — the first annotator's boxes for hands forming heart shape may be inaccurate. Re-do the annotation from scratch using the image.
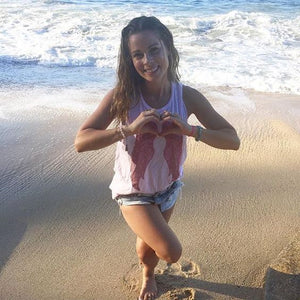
[131,109,190,137]
[140,118,182,136]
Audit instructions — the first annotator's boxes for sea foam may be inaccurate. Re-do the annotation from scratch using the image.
[0,1,299,95]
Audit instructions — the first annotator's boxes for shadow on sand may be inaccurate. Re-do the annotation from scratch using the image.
[0,219,27,273]
[156,273,263,300]
[264,267,300,300]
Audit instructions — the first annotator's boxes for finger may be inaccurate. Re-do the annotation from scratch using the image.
[142,115,160,126]
[161,112,181,121]
[162,116,182,127]
[160,111,171,119]
[144,109,154,114]
[145,108,158,114]
[145,110,160,120]
[168,113,180,119]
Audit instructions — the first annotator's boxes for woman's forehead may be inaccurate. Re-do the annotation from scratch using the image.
[128,30,163,51]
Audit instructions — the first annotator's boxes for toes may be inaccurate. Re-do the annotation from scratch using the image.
[148,292,157,299]
[139,293,156,300]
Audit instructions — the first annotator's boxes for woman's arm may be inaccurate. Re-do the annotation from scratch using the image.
[183,85,240,150]
[74,90,161,152]
[74,89,122,152]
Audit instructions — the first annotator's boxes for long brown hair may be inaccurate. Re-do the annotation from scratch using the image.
[111,16,180,123]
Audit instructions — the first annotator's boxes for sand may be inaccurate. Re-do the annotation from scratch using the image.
[0,88,299,300]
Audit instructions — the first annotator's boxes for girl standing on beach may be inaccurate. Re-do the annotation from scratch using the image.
[75,16,240,300]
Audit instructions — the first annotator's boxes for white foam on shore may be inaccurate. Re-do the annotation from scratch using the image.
[207,88,256,115]
[0,88,103,120]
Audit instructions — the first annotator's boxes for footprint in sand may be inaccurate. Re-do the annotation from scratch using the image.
[122,259,201,299]
[158,258,201,278]
[166,288,195,300]
[122,263,142,295]
[156,258,201,299]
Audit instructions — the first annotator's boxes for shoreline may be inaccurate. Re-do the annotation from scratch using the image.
[0,88,299,299]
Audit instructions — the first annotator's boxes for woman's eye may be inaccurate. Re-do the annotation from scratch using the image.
[133,53,143,59]
[150,47,160,55]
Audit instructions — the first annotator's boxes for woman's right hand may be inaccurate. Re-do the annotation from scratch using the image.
[126,109,160,135]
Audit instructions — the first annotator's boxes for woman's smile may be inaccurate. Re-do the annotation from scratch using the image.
[144,65,159,74]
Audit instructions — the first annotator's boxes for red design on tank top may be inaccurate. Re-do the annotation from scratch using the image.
[130,133,156,190]
[130,122,183,190]
[162,121,183,181]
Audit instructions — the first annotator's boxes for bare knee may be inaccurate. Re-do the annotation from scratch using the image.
[136,243,154,261]
[136,239,182,264]
[136,239,157,266]
[161,243,182,263]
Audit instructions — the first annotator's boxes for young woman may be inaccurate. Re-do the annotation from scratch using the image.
[75,16,240,300]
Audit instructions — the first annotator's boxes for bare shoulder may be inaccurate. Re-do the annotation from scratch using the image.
[183,85,206,102]
[100,88,115,107]
[182,85,212,116]
[182,85,234,130]
[79,88,115,131]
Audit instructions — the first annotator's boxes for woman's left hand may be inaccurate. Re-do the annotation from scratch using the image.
[159,111,192,136]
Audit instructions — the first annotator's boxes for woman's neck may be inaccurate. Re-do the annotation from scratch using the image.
[141,80,171,109]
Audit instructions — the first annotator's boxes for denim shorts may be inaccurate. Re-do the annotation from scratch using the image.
[115,180,183,212]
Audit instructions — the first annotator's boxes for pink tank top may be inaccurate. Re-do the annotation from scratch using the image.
[109,82,187,198]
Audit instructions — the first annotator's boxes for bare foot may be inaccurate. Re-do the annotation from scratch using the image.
[139,270,158,300]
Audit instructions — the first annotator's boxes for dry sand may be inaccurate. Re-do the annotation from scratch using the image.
[0,88,299,299]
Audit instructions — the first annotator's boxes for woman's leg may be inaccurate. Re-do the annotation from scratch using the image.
[135,205,176,300]
[121,204,182,263]
[121,204,181,299]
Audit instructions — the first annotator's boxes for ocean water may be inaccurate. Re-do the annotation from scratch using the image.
[0,0,300,118]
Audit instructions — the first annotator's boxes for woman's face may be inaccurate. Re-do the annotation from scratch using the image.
[128,30,169,84]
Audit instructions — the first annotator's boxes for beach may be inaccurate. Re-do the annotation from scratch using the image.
[1,87,299,299]
[1,0,300,298]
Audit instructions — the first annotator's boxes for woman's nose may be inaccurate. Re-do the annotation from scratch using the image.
[143,52,153,64]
